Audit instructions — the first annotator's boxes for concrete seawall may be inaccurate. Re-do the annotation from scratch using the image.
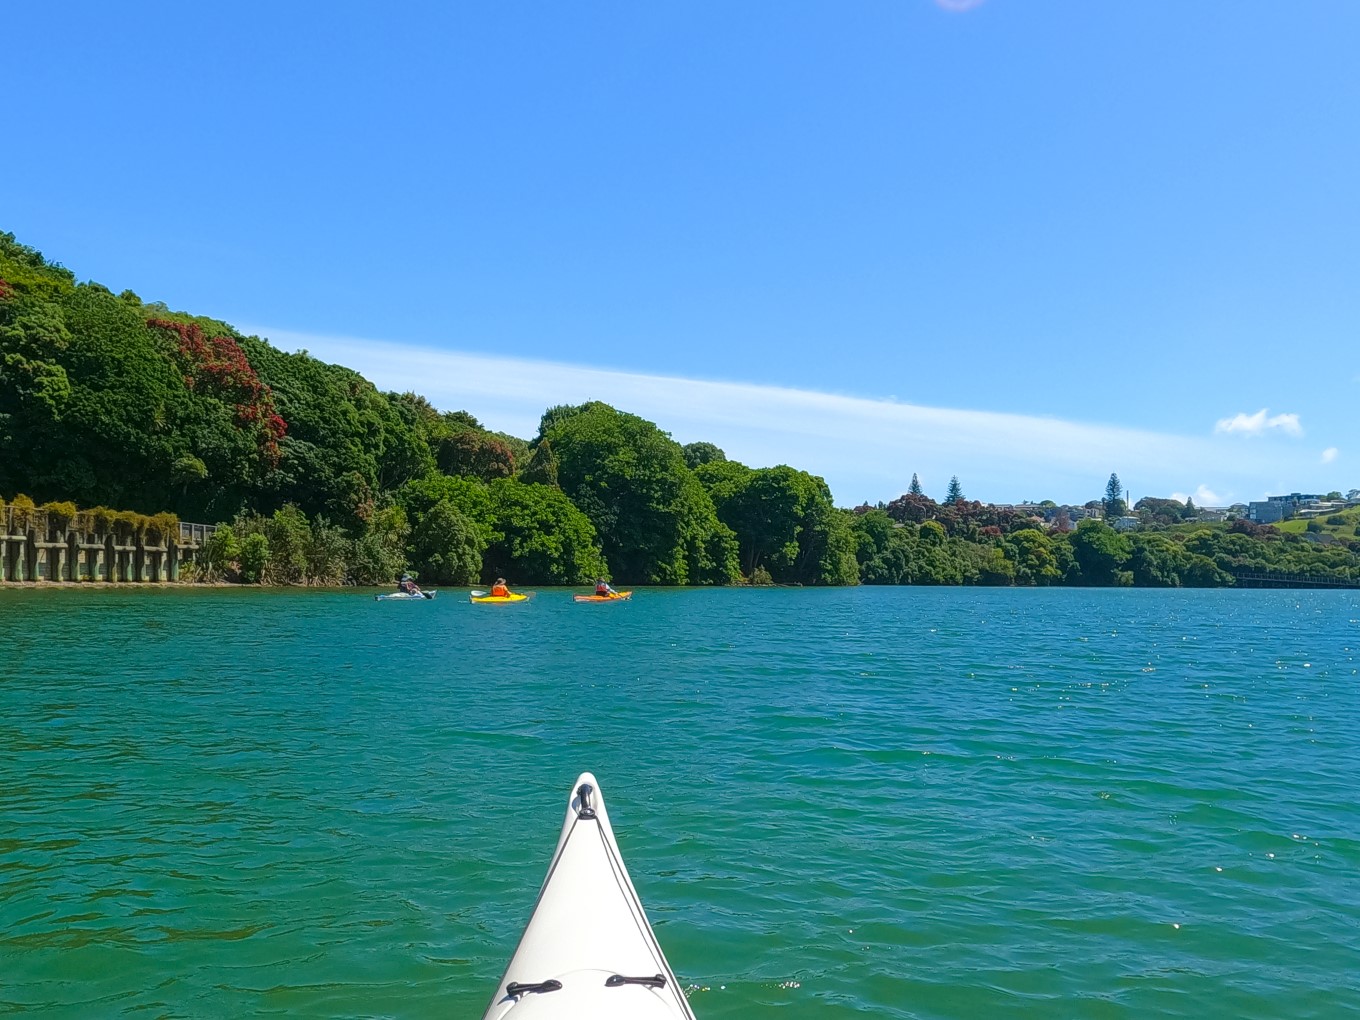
[0,508,216,583]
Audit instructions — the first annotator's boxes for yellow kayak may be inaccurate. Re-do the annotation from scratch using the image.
[573,591,632,603]
[470,590,530,604]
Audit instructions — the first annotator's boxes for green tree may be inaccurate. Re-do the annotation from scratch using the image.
[409,499,484,584]
[1182,553,1233,587]
[541,401,737,584]
[910,529,964,584]
[851,510,916,584]
[263,504,312,584]
[946,476,964,502]
[908,473,924,496]
[238,532,269,583]
[240,339,434,527]
[682,442,726,469]
[347,504,409,585]
[520,437,560,487]
[396,473,495,539]
[198,528,240,578]
[1070,519,1132,585]
[1003,528,1062,585]
[436,429,516,481]
[1134,496,1186,528]
[484,478,607,584]
[971,544,1016,586]
[171,455,208,493]
[304,517,350,585]
[1103,472,1127,520]
[697,462,856,584]
[1128,533,1188,587]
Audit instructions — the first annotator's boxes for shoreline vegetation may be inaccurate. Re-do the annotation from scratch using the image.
[3,229,1358,591]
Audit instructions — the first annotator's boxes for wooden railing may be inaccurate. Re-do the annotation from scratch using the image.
[1230,569,1358,589]
[178,521,218,546]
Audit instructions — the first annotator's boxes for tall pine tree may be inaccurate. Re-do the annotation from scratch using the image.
[946,476,964,502]
[909,473,923,496]
[1103,472,1127,519]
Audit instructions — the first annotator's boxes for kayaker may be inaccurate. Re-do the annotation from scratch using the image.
[594,578,616,596]
[398,573,422,596]
[490,577,511,597]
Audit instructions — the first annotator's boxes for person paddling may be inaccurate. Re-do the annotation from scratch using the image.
[594,577,617,597]
[398,573,423,596]
[490,577,512,597]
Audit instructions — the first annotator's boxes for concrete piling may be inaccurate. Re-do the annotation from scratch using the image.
[0,507,214,584]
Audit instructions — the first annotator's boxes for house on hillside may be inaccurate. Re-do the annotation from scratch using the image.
[1294,500,1350,520]
[1249,493,1326,523]
[1249,500,1288,523]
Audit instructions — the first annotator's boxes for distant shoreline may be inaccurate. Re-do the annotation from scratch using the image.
[3,580,1353,593]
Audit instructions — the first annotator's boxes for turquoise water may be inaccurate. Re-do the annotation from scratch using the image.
[1,586,1357,1018]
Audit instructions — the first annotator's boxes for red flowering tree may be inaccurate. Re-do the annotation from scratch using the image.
[148,319,286,468]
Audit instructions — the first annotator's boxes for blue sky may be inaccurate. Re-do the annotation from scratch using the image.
[6,1,1356,506]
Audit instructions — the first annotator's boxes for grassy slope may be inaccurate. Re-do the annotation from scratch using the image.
[1275,506,1360,539]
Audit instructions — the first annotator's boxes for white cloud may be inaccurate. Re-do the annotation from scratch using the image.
[1170,485,1227,506]
[1214,408,1303,438]
[241,326,1319,505]
[1322,447,1339,463]
[935,0,987,10]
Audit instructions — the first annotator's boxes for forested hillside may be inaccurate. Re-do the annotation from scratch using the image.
[2,230,1356,588]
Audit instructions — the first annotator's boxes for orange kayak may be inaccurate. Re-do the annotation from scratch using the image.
[573,591,632,603]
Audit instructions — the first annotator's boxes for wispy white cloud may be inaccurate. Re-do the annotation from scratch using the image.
[1322,447,1339,463]
[242,326,1321,505]
[1214,408,1303,438]
[934,0,987,11]
[1170,485,1228,506]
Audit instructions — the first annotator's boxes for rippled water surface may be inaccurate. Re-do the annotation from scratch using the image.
[1,586,1357,1017]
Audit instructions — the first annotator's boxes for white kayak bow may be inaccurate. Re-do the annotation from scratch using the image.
[482,773,697,1019]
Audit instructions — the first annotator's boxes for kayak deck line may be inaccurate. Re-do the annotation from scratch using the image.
[505,979,563,996]
[483,774,697,1018]
[606,974,667,988]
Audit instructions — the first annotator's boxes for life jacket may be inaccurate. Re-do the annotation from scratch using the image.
[491,583,510,597]
[595,583,611,595]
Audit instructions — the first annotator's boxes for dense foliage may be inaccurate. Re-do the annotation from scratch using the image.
[3,229,1357,589]
[538,402,739,585]
[0,235,272,520]
[847,510,1355,587]
[694,460,858,585]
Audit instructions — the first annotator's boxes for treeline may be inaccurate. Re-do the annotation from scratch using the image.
[0,231,846,586]
[3,229,1357,588]
[849,495,1360,586]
